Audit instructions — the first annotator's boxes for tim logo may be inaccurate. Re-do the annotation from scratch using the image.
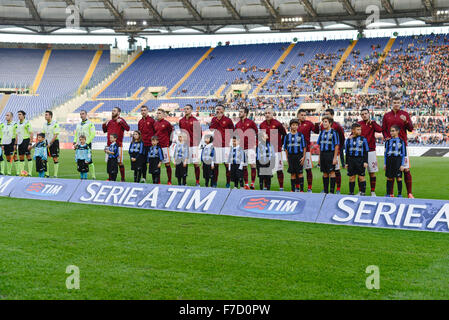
[240,196,304,215]
[25,182,64,196]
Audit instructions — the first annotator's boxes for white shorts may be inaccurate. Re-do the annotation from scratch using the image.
[162,147,170,164]
[214,147,230,164]
[274,151,285,172]
[304,152,313,170]
[244,148,256,165]
[403,147,411,169]
[189,146,200,164]
[367,151,379,173]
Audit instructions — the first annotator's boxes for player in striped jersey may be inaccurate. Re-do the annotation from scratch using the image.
[317,116,340,194]
[344,123,369,196]
[283,119,307,192]
[384,125,406,197]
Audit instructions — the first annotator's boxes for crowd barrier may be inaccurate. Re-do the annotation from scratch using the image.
[1,176,448,233]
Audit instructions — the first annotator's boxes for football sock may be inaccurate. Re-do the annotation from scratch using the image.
[298,177,304,192]
[54,162,59,177]
[243,166,249,184]
[330,177,336,194]
[90,163,96,179]
[359,181,366,195]
[387,180,394,195]
[14,161,19,175]
[28,160,33,175]
[397,179,403,196]
[225,166,231,184]
[291,179,296,192]
[251,167,256,184]
[349,181,355,194]
[0,161,5,174]
[6,161,12,175]
[166,166,172,183]
[19,161,25,174]
[119,165,125,181]
[335,170,341,190]
[306,169,313,189]
[404,171,412,194]
[323,177,329,194]
[195,166,200,182]
[277,171,284,189]
[370,176,376,192]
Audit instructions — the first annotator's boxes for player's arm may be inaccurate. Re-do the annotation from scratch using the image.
[50,123,59,145]
[239,149,245,170]
[88,123,96,144]
[102,121,108,133]
[119,118,130,132]
[384,140,388,167]
[333,131,340,164]
[372,121,383,133]
[400,140,406,166]
[344,139,349,165]
[381,115,390,139]
[404,113,414,132]
[73,128,78,144]
[363,138,369,165]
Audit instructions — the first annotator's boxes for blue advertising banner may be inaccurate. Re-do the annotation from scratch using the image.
[316,194,449,233]
[220,189,325,222]
[0,176,22,197]
[9,177,81,202]
[69,180,231,214]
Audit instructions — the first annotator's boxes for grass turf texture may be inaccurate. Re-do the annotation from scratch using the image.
[0,197,448,299]
[1,150,448,299]
[14,149,449,199]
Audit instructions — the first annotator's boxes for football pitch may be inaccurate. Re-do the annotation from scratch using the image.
[0,150,448,299]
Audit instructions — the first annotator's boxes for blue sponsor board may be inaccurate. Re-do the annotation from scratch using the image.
[0,176,22,197]
[69,180,230,214]
[220,189,325,222]
[316,194,449,233]
[9,177,81,202]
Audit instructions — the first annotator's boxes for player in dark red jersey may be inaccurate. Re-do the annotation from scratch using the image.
[154,108,174,184]
[382,95,414,198]
[179,104,202,186]
[235,107,258,189]
[138,105,155,183]
[320,109,345,194]
[297,109,320,192]
[209,104,234,188]
[102,107,130,182]
[358,108,383,196]
[259,107,287,190]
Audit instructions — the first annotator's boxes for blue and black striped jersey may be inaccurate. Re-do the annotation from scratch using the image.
[345,136,369,162]
[283,132,306,154]
[317,129,339,152]
[384,137,406,166]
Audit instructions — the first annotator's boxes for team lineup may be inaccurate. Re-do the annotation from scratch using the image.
[0,95,414,198]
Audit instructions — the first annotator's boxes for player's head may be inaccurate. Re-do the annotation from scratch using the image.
[322,115,333,129]
[177,132,185,142]
[79,135,87,144]
[45,110,53,122]
[18,110,26,121]
[204,135,213,144]
[289,118,299,131]
[151,135,159,146]
[360,108,370,121]
[215,104,225,117]
[324,108,334,119]
[156,108,166,120]
[232,135,239,147]
[297,109,307,122]
[392,95,401,111]
[238,107,249,119]
[184,104,193,116]
[37,133,45,142]
[112,107,121,118]
[110,133,118,142]
[5,112,13,122]
[80,110,88,121]
[132,130,142,142]
[264,107,274,121]
[351,123,361,136]
[141,105,149,117]
[390,125,400,137]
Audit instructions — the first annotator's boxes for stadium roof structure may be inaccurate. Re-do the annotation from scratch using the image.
[0,0,448,35]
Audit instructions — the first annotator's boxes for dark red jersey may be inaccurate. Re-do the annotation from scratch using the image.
[235,117,258,150]
[299,120,319,151]
[382,109,414,146]
[153,119,173,148]
[259,118,286,152]
[138,115,155,146]
[102,117,130,147]
[358,119,382,151]
[209,115,234,147]
[179,115,202,147]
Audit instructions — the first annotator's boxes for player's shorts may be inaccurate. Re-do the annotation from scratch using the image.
[403,147,411,169]
[162,147,170,164]
[385,156,403,178]
[244,148,256,165]
[189,146,200,164]
[320,151,337,173]
[214,147,230,164]
[287,153,304,174]
[304,151,313,170]
[47,140,60,158]
[367,151,378,173]
[273,151,285,172]
[104,146,123,164]
[18,138,31,156]
[2,139,15,156]
[346,156,366,177]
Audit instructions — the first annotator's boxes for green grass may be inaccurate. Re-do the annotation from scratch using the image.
[29,149,449,199]
[0,150,448,299]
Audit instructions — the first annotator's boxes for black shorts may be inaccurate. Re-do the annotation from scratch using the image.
[18,138,31,156]
[107,158,118,175]
[148,157,161,175]
[2,139,15,156]
[347,156,366,177]
[77,159,89,173]
[320,151,336,173]
[287,153,304,174]
[385,156,403,179]
[35,156,47,173]
[230,164,243,181]
[48,140,60,158]
[203,163,214,180]
[175,163,187,178]
[130,154,145,171]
